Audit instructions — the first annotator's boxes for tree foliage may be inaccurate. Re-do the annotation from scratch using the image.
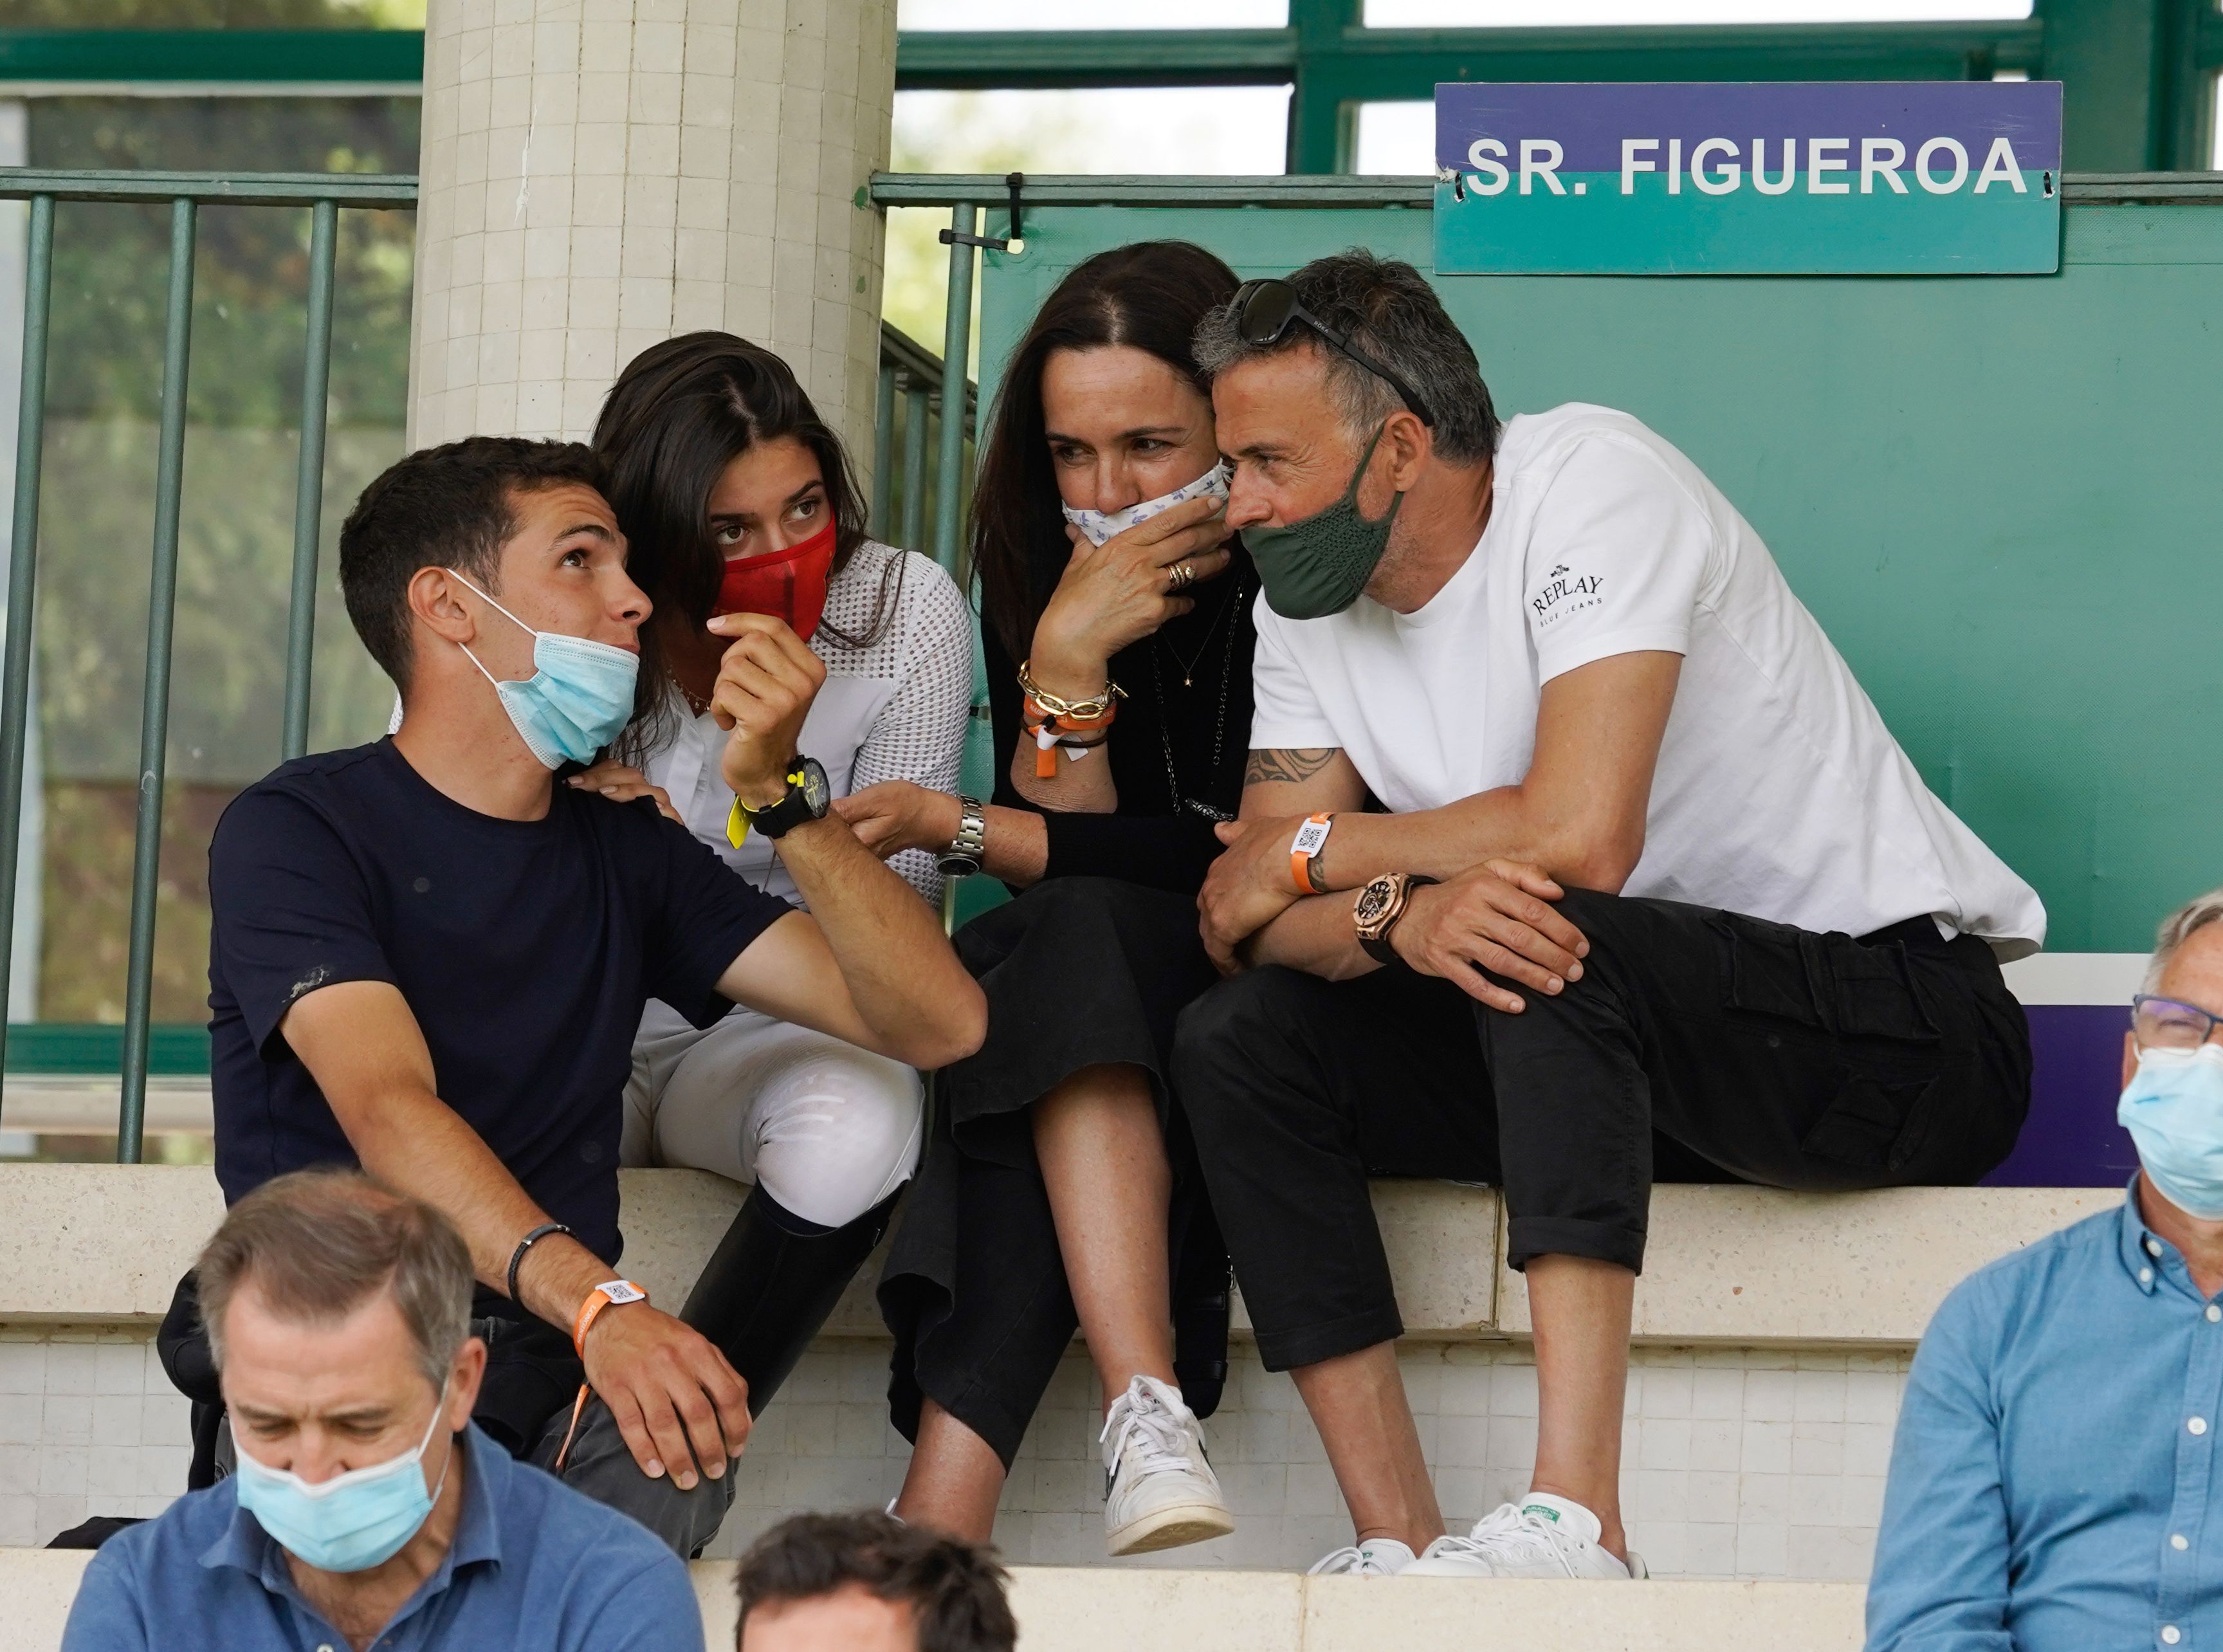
[22,94,418,1021]
[0,0,421,27]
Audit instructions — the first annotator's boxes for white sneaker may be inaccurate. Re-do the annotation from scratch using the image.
[1308,1537,1418,1577]
[1399,1494,1645,1579]
[1099,1375,1235,1556]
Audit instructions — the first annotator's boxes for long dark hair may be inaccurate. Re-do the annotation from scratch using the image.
[593,332,901,748]
[972,241,1240,662]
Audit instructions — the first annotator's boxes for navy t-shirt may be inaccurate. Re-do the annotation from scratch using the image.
[207,739,787,1261]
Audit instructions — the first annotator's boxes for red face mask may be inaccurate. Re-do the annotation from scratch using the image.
[712,515,836,640]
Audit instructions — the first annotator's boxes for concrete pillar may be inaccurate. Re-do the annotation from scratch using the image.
[407,0,896,470]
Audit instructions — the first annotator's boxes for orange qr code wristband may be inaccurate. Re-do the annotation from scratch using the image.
[1289,812,1334,895]
[571,1280,648,1358]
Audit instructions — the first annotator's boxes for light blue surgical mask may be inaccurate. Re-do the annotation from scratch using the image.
[447,570,639,769]
[2120,1042,2223,1221]
[233,1382,453,1574]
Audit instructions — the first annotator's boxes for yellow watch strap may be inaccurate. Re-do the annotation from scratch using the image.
[726,766,809,848]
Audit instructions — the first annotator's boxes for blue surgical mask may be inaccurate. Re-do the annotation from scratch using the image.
[233,1382,453,1574]
[2120,1043,2223,1220]
[447,571,639,769]
[1061,463,1229,548]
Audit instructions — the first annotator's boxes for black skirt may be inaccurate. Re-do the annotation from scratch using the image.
[877,876,1230,1467]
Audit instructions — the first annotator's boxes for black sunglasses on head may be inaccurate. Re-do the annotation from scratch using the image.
[1232,278,1436,428]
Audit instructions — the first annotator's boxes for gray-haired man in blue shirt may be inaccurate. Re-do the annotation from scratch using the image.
[1869,887,2223,1652]
[62,1170,700,1652]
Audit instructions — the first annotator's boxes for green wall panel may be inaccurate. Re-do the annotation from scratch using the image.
[976,199,2223,953]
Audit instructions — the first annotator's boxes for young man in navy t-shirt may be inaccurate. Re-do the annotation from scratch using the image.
[177,437,984,1555]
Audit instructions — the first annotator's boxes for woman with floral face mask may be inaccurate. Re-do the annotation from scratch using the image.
[844,242,1254,1557]
[579,334,973,1428]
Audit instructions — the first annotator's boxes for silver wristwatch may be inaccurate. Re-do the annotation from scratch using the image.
[936,794,987,877]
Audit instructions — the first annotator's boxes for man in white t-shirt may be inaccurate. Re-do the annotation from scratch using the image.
[1172,252,2044,1583]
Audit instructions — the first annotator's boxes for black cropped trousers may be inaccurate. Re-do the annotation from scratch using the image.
[1171,888,2033,1373]
[879,877,1230,1467]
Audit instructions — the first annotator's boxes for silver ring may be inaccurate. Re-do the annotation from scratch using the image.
[1167,560,1194,591]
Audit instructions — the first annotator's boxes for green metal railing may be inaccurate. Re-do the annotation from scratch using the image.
[0,167,981,1159]
[0,170,417,1158]
[934,203,980,589]
[0,3,2218,172]
[871,169,2223,208]
[875,313,978,584]
[0,194,50,1118]
[20,157,2211,1159]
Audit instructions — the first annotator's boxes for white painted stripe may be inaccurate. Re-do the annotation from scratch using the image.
[2000,952,2145,1007]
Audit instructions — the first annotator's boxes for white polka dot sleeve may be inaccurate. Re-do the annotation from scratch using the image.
[814,540,975,904]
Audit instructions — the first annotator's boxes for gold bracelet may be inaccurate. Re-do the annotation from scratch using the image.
[1017,659,1124,722]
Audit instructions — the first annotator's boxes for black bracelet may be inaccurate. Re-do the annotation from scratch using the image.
[506,1222,572,1305]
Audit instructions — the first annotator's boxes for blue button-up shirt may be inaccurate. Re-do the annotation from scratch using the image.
[1869,1178,2223,1651]
[61,1424,702,1652]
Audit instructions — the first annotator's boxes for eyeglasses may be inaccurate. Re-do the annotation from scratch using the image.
[1232,279,1436,428]
[2132,993,2223,1051]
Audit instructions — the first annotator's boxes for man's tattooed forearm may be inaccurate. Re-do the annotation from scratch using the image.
[1244,748,1339,787]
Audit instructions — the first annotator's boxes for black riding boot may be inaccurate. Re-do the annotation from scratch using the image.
[680,1184,902,1416]
[1169,1210,1232,1419]
[1166,1107,1232,1419]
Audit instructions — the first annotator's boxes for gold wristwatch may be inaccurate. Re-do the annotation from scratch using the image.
[1354,872,1438,966]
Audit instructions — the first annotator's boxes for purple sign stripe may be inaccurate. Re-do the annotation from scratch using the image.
[1436,81,2062,174]
[1983,1004,2139,1190]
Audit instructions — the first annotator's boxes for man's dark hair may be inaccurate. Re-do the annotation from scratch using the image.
[338,436,608,690]
[735,1511,1016,1652]
[1193,248,1501,466]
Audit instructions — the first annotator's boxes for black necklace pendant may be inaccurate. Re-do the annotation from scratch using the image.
[1153,575,1245,821]
[1162,574,1241,690]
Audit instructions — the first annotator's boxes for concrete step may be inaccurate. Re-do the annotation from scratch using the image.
[0,1077,214,1138]
[0,1549,1862,1651]
[0,1161,2114,1346]
[0,948,2135,1142]
[990,1569,1865,1652]
[6,1159,2065,1577]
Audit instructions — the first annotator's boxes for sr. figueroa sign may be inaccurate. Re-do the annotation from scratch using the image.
[1432,81,2063,275]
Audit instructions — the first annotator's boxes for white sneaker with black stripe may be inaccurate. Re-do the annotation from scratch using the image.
[1399,1494,1645,1579]
[1099,1375,1234,1556]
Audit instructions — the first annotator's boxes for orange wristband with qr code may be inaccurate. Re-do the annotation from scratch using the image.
[1290,812,1335,895]
[571,1279,648,1358]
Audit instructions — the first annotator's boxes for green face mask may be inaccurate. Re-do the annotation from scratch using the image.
[1243,423,1404,621]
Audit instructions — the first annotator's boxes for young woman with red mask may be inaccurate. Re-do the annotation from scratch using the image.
[577,332,973,1426]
